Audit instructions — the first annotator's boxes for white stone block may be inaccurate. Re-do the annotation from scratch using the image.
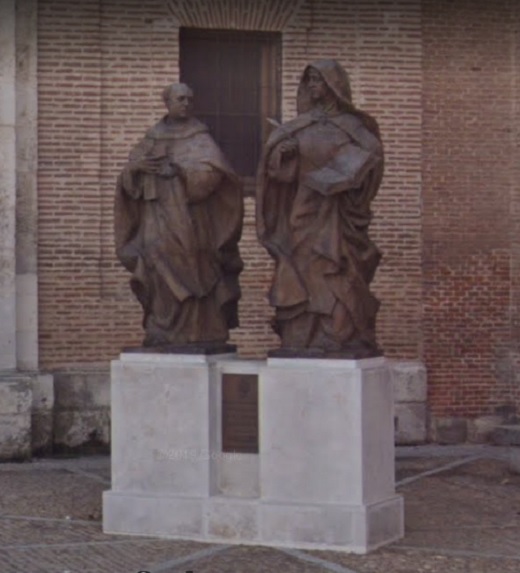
[467,415,503,443]
[0,377,31,413]
[391,361,427,403]
[218,359,264,375]
[207,498,259,540]
[103,491,204,538]
[31,373,54,411]
[54,410,110,449]
[218,453,259,498]
[0,126,16,371]
[0,375,32,459]
[395,402,427,444]
[365,495,405,550]
[0,7,17,380]
[259,502,355,547]
[259,496,403,552]
[0,1,15,126]
[54,369,110,409]
[0,319,16,371]
[110,353,224,496]
[51,369,110,450]
[16,272,38,370]
[260,358,395,506]
[0,413,30,460]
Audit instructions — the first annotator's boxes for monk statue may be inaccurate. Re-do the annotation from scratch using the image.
[256,59,384,358]
[115,82,243,351]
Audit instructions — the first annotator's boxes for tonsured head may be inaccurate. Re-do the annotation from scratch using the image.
[162,82,194,120]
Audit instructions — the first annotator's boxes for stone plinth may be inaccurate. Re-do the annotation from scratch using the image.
[103,354,403,553]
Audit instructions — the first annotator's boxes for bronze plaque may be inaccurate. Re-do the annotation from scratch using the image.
[222,373,259,454]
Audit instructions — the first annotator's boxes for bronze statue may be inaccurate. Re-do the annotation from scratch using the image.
[257,60,384,358]
[115,83,243,350]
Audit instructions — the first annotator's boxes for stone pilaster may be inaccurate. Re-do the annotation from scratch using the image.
[0,0,49,459]
[15,0,39,371]
[0,0,17,372]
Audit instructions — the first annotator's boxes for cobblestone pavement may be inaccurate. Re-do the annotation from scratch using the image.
[0,445,519,572]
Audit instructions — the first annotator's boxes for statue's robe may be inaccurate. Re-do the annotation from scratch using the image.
[115,116,243,346]
[257,102,384,356]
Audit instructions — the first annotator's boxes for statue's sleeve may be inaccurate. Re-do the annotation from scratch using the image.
[183,162,223,203]
[266,140,299,184]
[178,133,229,203]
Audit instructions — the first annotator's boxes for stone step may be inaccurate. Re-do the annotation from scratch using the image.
[490,424,520,446]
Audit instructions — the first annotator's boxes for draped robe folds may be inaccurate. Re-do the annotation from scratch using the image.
[257,108,384,357]
[115,117,243,347]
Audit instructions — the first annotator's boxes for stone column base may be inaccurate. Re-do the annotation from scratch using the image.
[0,373,32,460]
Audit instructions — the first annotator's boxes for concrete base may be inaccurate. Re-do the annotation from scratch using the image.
[103,353,403,553]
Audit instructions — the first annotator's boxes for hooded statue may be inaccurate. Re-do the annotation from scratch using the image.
[256,60,384,358]
[115,83,243,349]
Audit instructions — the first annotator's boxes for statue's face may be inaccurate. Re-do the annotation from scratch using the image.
[166,85,194,120]
[306,68,329,103]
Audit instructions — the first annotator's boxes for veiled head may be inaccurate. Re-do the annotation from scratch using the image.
[297,60,354,114]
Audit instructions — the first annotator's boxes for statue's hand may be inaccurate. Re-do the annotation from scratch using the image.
[131,155,167,175]
[279,137,299,159]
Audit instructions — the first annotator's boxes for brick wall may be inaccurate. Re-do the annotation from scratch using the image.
[37,0,520,419]
[280,0,424,361]
[38,0,177,365]
[38,0,106,365]
[422,0,519,418]
[38,0,423,369]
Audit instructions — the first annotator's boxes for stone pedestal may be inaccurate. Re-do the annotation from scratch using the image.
[103,353,403,553]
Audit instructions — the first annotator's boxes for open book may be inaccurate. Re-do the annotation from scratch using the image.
[303,145,378,195]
